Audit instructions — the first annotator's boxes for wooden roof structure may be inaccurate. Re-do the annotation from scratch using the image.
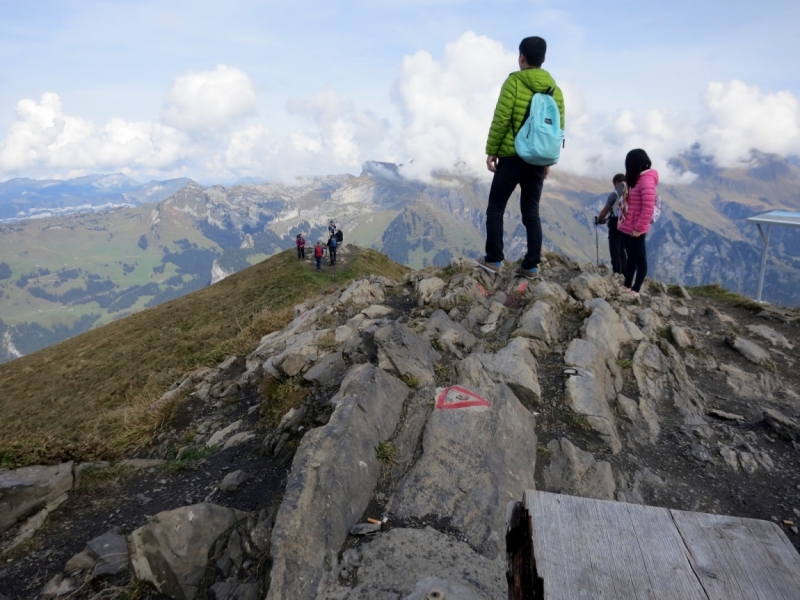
[507,490,800,599]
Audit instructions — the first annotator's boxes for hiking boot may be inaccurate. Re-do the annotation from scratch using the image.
[475,257,502,275]
[514,266,540,280]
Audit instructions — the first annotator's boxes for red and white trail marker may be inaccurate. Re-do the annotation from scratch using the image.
[436,386,491,410]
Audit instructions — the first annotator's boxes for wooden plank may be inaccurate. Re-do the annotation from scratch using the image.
[670,510,756,600]
[674,510,800,600]
[740,517,800,596]
[527,491,600,599]
[688,512,798,600]
[592,497,659,600]
[526,491,800,600]
[618,502,709,600]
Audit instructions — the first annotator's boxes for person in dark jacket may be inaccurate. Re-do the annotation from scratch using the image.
[296,233,306,260]
[476,36,566,281]
[596,174,628,274]
[327,234,338,266]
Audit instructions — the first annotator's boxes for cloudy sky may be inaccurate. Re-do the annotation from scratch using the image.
[0,0,798,184]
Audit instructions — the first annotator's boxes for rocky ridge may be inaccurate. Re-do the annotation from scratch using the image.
[1,250,799,599]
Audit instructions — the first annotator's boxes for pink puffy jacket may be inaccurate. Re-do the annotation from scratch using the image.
[618,169,658,236]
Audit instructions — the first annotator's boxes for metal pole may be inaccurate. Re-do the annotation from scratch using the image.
[595,224,599,267]
[756,223,771,303]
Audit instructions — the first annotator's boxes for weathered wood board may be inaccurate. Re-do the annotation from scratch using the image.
[518,490,800,599]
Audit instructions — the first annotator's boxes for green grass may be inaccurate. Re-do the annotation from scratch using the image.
[0,247,408,467]
[688,284,763,312]
[258,377,309,429]
[537,443,552,458]
[165,447,213,473]
[376,441,397,465]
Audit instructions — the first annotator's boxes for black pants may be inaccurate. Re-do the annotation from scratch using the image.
[329,248,336,265]
[485,156,545,269]
[297,246,305,259]
[607,217,627,274]
[622,232,647,292]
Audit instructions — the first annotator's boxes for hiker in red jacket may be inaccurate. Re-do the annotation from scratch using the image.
[314,240,325,272]
[618,149,658,297]
[296,233,306,260]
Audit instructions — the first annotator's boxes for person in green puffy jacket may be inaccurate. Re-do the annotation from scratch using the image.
[476,36,565,280]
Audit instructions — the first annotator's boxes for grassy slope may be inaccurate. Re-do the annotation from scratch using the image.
[0,246,408,467]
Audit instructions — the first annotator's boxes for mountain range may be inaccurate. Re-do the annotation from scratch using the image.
[0,174,191,222]
[1,151,799,362]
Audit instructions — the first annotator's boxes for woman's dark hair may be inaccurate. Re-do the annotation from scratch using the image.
[519,37,546,67]
[624,149,652,190]
[612,173,625,185]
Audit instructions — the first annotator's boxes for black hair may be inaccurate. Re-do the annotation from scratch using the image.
[612,173,625,185]
[519,37,546,67]
[624,149,652,190]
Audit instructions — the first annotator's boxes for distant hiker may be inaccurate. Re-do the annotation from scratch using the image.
[596,174,628,274]
[296,233,306,260]
[476,36,566,280]
[328,220,337,238]
[327,234,338,266]
[618,149,658,297]
[314,241,325,272]
[335,228,343,244]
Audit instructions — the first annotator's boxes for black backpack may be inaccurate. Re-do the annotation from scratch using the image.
[335,230,343,243]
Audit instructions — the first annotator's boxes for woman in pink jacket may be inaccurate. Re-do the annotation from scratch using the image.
[618,149,657,297]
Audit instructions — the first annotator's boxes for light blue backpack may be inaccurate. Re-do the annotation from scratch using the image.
[514,88,564,166]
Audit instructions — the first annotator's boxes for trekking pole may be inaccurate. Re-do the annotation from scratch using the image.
[594,217,599,267]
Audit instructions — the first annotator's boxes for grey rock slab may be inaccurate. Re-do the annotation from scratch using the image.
[530,280,569,305]
[690,443,712,463]
[315,527,505,600]
[456,337,541,405]
[220,470,249,492]
[211,582,260,600]
[390,383,537,559]
[337,279,385,308]
[303,351,346,386]
[65,548,97,573]
[0,461,73,536]
[671,325,693,349]
[389,385,436,483]
[87,531,129,577]
[616,393,659,446]
[582,298,632,359]
[720,446,739,471]
[479,301,507,334]
[402,576,485,600]
[374,322,441,386]
[708,409,744,421]
[564,339,623,453]
[746,324,794,349]
[566,272,614,301]
[222,432,255,450]
[515,300,560,344]
[764,408,800,441]
[266,364,409,600]
[206,421,242,448]
[738,451,759,474]
[129,503,247,600]
[361,304,394,318]
[729,336,771,366]
[543,437,615,500]
[349,522,382,536]
[41,575,77,597]
[422,309,476,353]
[415,277,446,304]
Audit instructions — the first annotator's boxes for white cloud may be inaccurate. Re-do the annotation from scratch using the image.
[392,34,800,183]
[700,80,800,167]
[0,92,189,176]
[161,64,258,135]
[1,36,799,185]
[394,31,515,180]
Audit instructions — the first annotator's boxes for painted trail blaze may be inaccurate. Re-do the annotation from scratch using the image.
[436,386,491,410]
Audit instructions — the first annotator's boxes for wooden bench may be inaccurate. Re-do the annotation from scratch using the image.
[507,490,800,599]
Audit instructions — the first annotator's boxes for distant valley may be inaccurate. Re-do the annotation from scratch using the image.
[1,153,799,362]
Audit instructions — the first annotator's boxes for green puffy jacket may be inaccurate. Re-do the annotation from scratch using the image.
[485,68,565,158]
